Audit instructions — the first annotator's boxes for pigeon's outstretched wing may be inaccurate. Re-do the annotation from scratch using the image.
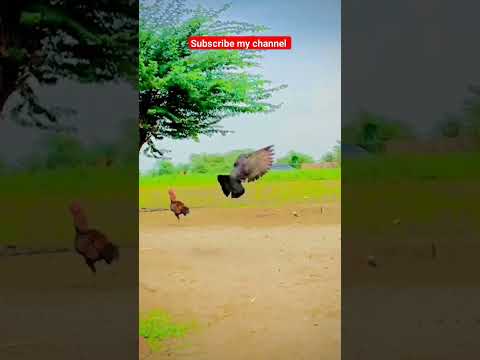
[238,145,275,182]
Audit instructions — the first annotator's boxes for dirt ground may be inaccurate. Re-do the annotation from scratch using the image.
[0,249,138,359]
[140,204,341,360]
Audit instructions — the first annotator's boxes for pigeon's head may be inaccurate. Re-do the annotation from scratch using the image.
[234,155,247,166]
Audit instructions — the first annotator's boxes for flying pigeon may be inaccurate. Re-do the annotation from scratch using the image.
[217,145,274,198]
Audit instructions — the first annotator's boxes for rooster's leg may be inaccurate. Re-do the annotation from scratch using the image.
[85,258,96,274]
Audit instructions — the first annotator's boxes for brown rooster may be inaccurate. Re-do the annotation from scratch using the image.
[69,202,119,273]
[168,189,190,221]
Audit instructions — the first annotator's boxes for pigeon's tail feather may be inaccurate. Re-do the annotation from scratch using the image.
[231,180,245,198]
[217,175,245,198]
[102,243,119,263]
[217,175,232,197]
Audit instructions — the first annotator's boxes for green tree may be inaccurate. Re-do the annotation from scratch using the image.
[321,152,335,163]
[153,160,177,175]
[189,149,253,174]
[464,84,480,144]
[277,151,315,169]
[438,114,463,138]
[343,112,412,153]
[44,135,84,169]
[176,163,190,174]
[0,1,137,130]
[321,141,341,164]
[22,120,137,171]
[333,141,341,164]
[139,1,286,157]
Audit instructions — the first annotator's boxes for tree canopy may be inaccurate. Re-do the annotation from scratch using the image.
[464,84,480,143]
[437,114,463,139]
[321,141,341,163]
[150,148,254,175]
[343,111,412,153]
[0,1,138,130]
[277,151,315,169]
[139,0,286,157]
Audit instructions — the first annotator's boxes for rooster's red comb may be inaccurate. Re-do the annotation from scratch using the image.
[69,201,83,212]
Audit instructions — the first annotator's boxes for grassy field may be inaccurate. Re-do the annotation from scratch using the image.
[140,310,196,351]
[0,165,138,248]
[0,166,340,248]
[139,168,341,209]
[342,153,480,237]
[342,152,480,286]
[343,152,480,181]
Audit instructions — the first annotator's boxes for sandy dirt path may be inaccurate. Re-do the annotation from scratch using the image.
[140,205,340,360]
[0,249,138,359]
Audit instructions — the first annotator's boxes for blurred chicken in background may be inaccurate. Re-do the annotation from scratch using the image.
[168,189,190,221]
[69,202,119,273]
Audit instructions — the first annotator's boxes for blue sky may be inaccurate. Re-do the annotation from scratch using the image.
[341,0,480,137]
[0,80,136,167]
[140,0,341,171]
[4,1,479,169]
[0,0,340,170]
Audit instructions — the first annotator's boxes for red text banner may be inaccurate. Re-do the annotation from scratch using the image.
[188,36,292,50]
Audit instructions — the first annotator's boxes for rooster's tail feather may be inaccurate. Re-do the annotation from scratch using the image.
[102,243,119,264]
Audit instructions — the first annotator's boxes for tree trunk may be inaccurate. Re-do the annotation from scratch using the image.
[139,124,148,152]
[0,6,23,116]
[0,64,17,113]
[139,122,165,158]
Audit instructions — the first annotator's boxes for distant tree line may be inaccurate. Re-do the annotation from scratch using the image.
[149,144,340,176]
[343,84,480,153]
[0,122,137,174]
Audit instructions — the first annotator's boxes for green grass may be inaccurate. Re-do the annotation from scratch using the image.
[343,152,480,287]
[0,166,138,248]
[140,310,195,351]
[343,152,480,181]
[342,152,480,242]
[140,168,340,186]
[139,168,341,209]
[0,167,341,248]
